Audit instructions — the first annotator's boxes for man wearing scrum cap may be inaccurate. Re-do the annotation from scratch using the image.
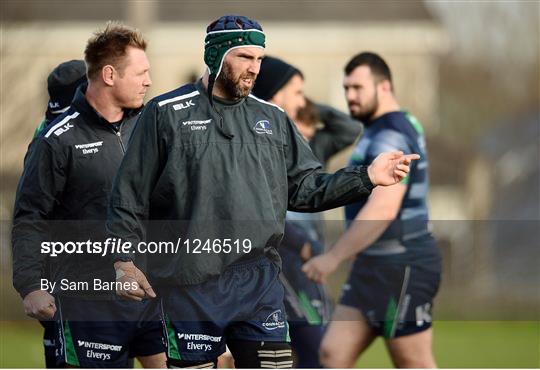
[107,15,418,368]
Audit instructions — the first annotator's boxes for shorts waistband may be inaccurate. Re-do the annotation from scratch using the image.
[227,254,270,271]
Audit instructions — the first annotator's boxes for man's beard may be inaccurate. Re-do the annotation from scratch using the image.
[349,92,379,124]
[216,62,256,100]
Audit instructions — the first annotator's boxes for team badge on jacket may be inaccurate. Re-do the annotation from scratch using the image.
[253,120,272,135]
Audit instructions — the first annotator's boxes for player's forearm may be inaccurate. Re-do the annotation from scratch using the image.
[288,166,374,212]
[12,225,48,297]
[328,208,393,263]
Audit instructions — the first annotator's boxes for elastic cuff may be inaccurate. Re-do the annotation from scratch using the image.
[112,254,134,263]
[358,166,375,192]
[18,283,43,299]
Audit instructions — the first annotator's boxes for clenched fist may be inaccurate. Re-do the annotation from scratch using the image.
[23,290,56,320]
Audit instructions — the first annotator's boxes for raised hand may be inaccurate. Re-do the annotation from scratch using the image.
[367,151,420,186]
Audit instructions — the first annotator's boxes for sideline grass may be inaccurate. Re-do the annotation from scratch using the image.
[1,320,538,368]
[356,321,539,368]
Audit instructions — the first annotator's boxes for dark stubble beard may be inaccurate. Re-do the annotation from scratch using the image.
[216,61,256,100]
[350,90,379,125]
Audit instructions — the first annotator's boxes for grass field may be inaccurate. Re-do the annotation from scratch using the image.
[0,320,538,368]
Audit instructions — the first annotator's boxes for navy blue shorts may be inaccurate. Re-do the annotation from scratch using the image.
[160,256,290,362]
[54,297,165,367]
[340,254,441,339]
[40,320,56,368]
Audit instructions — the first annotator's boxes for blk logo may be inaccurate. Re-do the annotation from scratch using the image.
[173,100,195,111]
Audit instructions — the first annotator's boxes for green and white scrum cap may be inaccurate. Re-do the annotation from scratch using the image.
[204,15,266,79]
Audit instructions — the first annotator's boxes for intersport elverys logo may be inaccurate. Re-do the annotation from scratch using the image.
[253,120,272,135]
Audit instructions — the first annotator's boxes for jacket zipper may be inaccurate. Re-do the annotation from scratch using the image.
[217,112,234,139]
[110,121,126,154]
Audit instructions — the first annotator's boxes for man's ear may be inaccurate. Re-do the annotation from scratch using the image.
[102,65,115,86]
[379,79,392,93]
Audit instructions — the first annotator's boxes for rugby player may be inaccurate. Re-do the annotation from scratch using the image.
[23,59,87,368]
[107,16,418,368]
[303,52,442,368]
[34,60,87,139]
[12,22,166,368]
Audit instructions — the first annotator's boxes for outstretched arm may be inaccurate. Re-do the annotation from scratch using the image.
[302,128,417,283]
[302,183,407,283]
[285,113,417,212]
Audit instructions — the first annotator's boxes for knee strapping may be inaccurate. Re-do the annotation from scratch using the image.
[167,358,217,369]
[228,340,293,368]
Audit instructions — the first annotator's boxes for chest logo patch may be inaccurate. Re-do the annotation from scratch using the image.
[74,141,103,154]
[181,119,211,131]
[253,120,272,135]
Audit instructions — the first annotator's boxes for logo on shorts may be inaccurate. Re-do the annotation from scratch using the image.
[178,333,221,352]
[262,309,285,331]
[76,340,122,361]
[415,303,432,326]
[253,120,272,135]
[77,340,122,352]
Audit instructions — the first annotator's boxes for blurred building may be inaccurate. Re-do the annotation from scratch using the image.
[0,1,448,216]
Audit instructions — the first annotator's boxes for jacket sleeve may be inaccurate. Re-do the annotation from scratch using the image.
[309,103,364,163]
[12,138,66,298]
[284,116,374,212]
[106,101,165,261]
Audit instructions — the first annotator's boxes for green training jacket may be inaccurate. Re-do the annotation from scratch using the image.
[107,80,374,286]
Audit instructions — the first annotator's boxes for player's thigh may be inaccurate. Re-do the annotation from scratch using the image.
[320,304,376,368]
[385,327,436,368]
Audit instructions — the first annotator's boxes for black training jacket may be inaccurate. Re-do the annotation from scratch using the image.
[309,103,363,166]
[12,86,140,298]
[107,80,375,286]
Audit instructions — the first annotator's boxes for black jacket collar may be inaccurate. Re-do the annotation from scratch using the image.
[70,83,142,127]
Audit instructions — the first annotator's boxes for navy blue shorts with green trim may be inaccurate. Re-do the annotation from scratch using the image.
[160,256,290,362]
[340,254,441,339]
[54,296,165,368]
